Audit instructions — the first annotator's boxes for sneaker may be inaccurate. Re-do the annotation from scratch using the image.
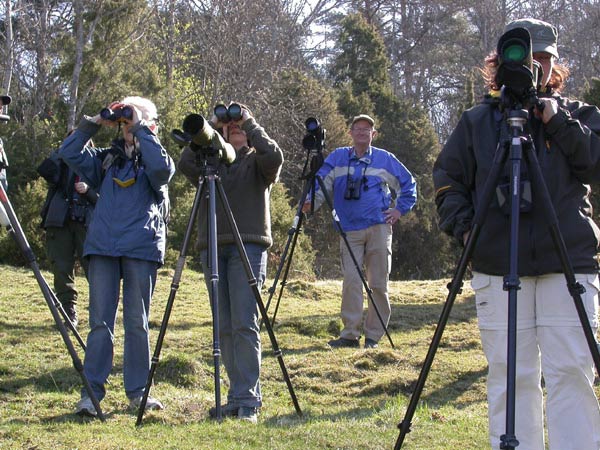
[209,402,239,418]
[364,338,379,349]
[328,337,360,348]
[238,406,258,424]
[75,396,97,417]
[129,395,164,411]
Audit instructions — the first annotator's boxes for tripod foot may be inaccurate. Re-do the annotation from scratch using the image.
[500,434,519,449]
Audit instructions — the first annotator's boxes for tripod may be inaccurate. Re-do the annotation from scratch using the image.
[264,147,395,348]
[394,104,600,449]
[0,180,104,420]
[136,149,302,426]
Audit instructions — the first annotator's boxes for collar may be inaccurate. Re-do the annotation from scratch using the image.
[350,146,372,164]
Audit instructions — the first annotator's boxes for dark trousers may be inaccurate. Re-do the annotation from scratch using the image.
[46,221,88,306]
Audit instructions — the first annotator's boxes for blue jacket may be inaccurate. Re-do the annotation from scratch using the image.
[313,146,417,231]
[59,118,175,263]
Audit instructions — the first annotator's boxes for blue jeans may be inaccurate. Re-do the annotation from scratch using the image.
[82,255,158,401]
[201,243,267,408]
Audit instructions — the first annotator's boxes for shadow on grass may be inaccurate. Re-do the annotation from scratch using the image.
[270,294,476,339]
[420,367,487,407]
[0,366,82,394]
[261,403,387,427]
[389,296,476,333]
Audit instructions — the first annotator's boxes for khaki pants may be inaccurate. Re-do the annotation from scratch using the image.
[472,272,600,450]
[339,224,392,342]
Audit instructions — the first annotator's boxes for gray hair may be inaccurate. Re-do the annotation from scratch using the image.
[122,96,158,123]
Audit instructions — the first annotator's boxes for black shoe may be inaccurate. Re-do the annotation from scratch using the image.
[364,338,378,349]
[209,403,239,418]
[328,337,360,348]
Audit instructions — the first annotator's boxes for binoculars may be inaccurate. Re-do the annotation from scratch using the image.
[214,103,242,123]
[100,105,134,122]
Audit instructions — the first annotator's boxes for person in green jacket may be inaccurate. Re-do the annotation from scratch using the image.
[178,103,283,424]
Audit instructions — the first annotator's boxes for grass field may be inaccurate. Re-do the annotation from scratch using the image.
[0,264,491,449]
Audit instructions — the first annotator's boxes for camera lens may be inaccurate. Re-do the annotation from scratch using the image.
[305,117,320,132]
[502,40,527,63]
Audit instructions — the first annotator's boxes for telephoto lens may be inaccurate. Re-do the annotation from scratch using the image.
[305,117,320,132]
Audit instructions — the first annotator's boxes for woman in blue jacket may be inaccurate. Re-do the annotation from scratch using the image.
[59,96,175,417]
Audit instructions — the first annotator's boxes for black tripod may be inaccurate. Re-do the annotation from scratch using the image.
[394,104,600,449]
[0,179,104,420]
[264,146,395,348]
[136,149,302,426]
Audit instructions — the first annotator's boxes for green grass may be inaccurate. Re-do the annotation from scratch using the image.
[0,264,490,449]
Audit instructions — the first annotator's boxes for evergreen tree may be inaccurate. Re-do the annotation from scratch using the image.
[328,13,455,279]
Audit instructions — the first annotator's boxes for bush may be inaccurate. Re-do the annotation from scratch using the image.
[0,177,48,266]
[268,182,316,280]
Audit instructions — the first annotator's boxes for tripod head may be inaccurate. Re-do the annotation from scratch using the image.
[0,94,11,123]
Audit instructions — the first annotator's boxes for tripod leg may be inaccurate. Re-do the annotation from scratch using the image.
[0,185,105,421]
[524,146,600,374]
[263,177,312,327]
[314,175,395,348]
[215,178,303,416]
[395,142,509,449]
[136,177,206,426]
[206,175,223,420]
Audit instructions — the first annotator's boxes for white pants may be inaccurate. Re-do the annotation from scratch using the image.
[472,272,600,450]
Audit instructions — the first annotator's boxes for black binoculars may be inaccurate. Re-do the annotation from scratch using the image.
[214,103,242,123]
[344,178,362,200]
[100,105,134,122]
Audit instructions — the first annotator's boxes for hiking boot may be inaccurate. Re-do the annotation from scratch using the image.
[75,396,97,417]
[364,338,379,349]
[209,403,239,418]
[238,406,258,424]
[63,303,78,329]
[328,337,360,348]
[129,395,164,411]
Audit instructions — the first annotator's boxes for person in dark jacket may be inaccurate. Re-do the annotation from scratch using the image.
[434,18,600,450]
[178,102,283,424]
[59,96,175,417]
[38,141,98,327]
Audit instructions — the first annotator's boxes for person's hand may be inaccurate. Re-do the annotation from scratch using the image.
[384,208,401,225]
[534,97,558,124]
[74,181,89,194]
[301,200,312,214]
[463,231,470,245]
[240,107,252,124]
[210,113,223,128]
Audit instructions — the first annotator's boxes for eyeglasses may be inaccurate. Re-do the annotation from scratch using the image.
[352,127,374,133]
